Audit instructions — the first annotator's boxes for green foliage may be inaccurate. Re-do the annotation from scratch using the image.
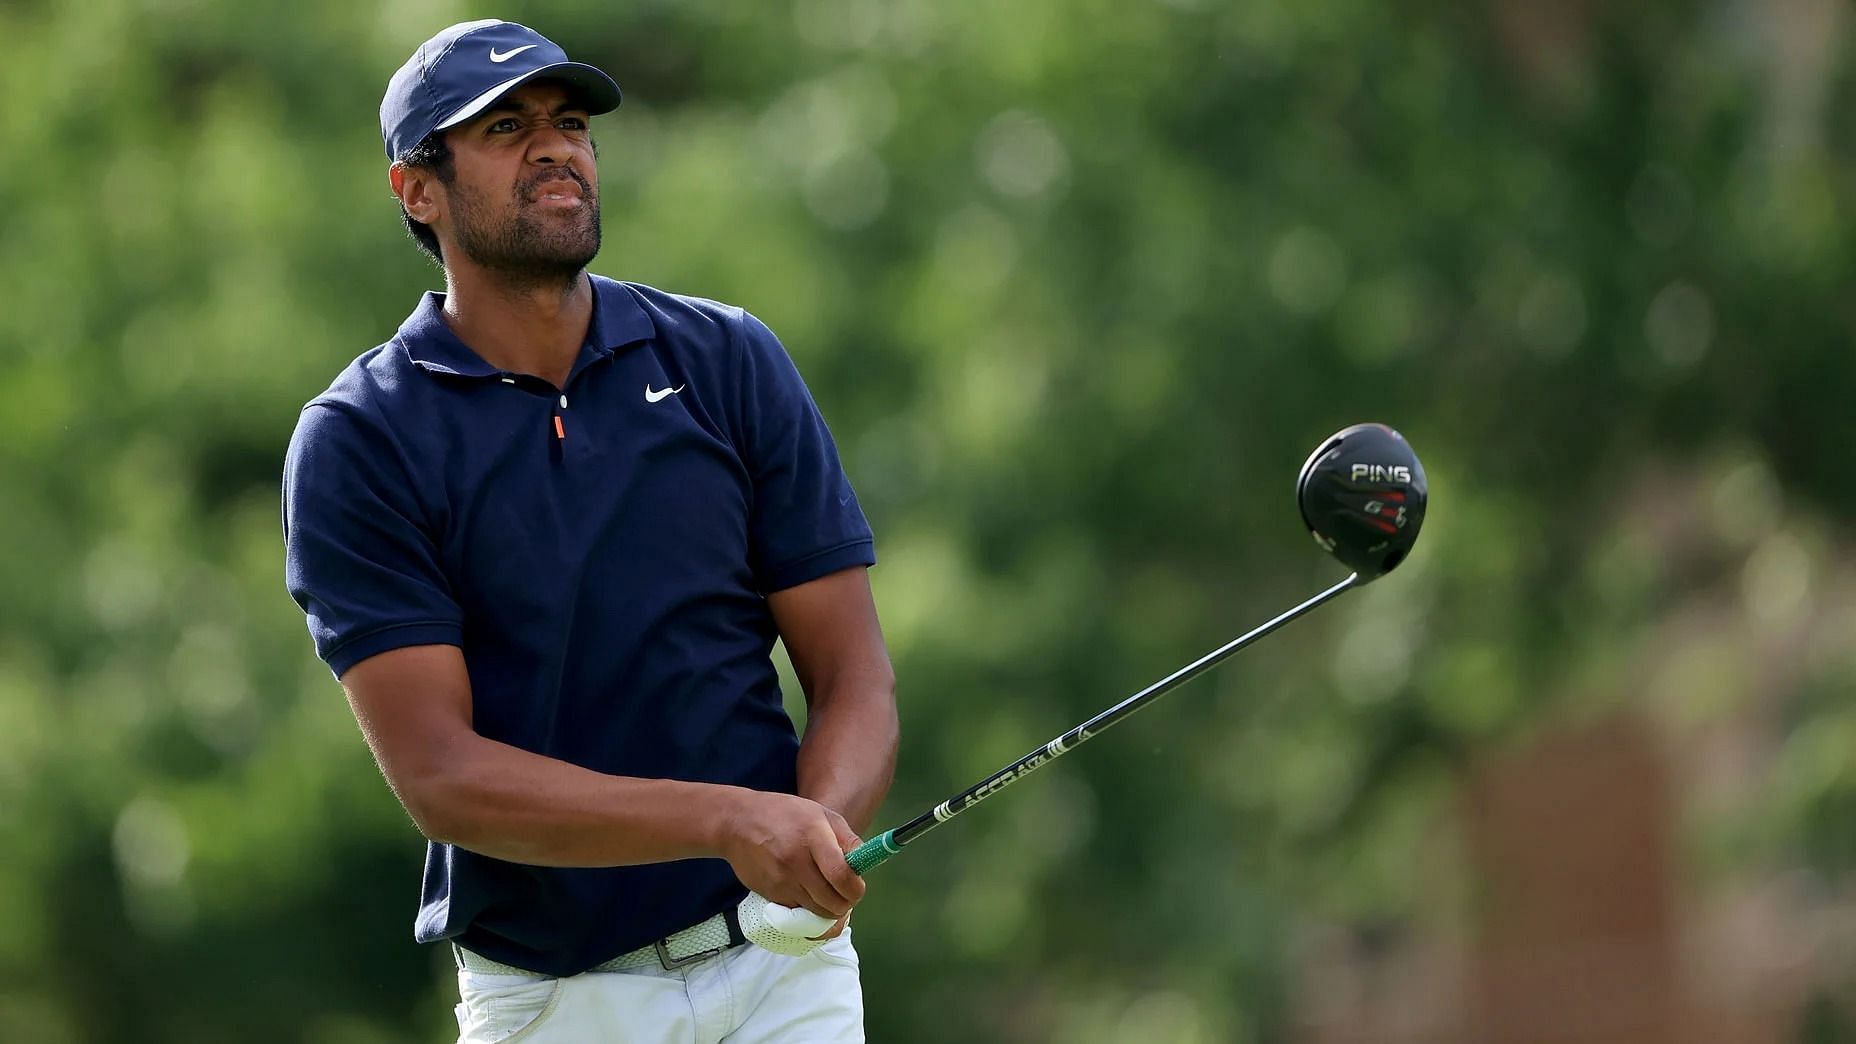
[4,1,1854,1040]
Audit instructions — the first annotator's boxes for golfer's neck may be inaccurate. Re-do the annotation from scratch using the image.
[440,267,593,389]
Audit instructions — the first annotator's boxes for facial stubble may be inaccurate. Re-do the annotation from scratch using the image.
[448,171,601,291]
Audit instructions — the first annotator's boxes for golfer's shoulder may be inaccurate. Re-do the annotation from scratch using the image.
[601,277,775,356]
[290,341,414,452]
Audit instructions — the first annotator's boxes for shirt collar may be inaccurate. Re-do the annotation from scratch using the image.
[397,275,656,378]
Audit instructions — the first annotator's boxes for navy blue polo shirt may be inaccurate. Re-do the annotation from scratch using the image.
[281,275,874,976]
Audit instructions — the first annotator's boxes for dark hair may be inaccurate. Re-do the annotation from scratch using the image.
[396,132,454,264]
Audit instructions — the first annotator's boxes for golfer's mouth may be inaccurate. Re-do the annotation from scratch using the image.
[529,176,587,208]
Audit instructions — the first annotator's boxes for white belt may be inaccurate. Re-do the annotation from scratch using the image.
[455,910,742,976]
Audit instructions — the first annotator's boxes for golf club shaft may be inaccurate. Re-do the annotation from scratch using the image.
[844,572,1360,875]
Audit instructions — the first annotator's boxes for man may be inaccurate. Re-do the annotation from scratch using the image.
[282,19,896,1043]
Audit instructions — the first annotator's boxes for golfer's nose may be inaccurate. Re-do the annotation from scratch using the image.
[527,125,574,166]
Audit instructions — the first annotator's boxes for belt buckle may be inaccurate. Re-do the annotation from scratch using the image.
[655,937,725,971]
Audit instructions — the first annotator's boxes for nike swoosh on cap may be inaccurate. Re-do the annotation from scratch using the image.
[489,44,538,63]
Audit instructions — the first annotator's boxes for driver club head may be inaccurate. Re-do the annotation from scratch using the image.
[1296,423,1428,582]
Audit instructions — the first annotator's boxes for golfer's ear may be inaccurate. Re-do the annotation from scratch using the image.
[391,163,441,225]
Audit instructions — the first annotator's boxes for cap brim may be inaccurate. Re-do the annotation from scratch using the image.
[434,61,622,132]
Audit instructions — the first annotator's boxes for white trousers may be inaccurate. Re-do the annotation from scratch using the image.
[453,930,865,1043]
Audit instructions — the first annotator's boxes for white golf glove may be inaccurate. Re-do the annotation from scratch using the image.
[736,891,838,957]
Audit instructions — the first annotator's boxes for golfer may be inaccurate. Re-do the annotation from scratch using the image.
[282,19,896,1042]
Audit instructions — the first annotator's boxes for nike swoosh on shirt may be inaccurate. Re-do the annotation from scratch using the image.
[489,44,538,63]
[645,384,685,403]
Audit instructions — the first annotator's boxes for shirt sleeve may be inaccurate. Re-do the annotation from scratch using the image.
[732,310,876,593]
[282,400,464,677]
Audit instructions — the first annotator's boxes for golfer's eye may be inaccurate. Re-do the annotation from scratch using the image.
[557,117,587,131]
[489,118,520,133]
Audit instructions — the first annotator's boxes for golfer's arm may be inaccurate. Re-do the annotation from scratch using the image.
[341,643,742,867]
[770,567,899,836]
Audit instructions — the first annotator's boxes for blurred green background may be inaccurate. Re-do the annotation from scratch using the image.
[3,0,1854,1041]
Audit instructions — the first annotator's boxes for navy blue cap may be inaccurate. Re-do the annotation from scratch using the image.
[381,20,622,161]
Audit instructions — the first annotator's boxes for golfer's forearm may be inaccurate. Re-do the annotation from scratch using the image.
[797,681,898,835]
[406,737,741,867]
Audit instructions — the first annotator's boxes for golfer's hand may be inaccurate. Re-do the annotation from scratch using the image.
[814,910,851,941]
[717,791,865,922]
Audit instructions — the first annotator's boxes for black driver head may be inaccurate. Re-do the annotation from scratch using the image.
[1296,423,1427,582]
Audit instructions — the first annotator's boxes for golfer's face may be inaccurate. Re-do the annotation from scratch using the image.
[449,81,598,229]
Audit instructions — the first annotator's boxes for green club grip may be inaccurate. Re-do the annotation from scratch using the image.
[846,830,900,875]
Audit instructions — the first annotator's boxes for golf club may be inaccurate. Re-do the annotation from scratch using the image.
[740,422,1429,953]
